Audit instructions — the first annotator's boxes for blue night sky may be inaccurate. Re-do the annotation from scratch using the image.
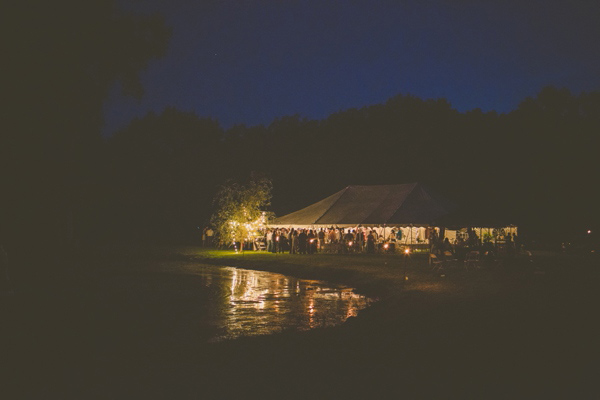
[103,0,600,135]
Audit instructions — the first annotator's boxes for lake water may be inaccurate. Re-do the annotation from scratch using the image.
[102,265,374,344]
[212,266,373,341]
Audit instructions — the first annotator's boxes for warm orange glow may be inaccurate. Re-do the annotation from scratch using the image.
[213,268,373,341]
[383,243,389,249]
[348,241,353,246]
[404,248,410,254]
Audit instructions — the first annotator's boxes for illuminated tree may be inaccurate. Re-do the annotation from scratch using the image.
[211,174,273,249]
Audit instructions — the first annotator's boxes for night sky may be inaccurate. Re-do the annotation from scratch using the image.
[103,0,600,135]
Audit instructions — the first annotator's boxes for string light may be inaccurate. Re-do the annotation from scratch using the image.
[227,211,268,250]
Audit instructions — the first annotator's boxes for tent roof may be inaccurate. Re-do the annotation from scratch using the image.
[272,183,453,226]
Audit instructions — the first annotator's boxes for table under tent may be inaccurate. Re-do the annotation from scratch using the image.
[268,183,517,254]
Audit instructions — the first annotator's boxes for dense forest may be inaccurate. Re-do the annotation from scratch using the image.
[102,87,600,244]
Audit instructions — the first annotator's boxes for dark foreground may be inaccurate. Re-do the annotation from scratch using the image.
[2,247,599,399]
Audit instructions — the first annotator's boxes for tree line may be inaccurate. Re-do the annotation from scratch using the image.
[102,87,600,244]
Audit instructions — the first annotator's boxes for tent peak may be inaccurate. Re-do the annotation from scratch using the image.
[272,182,449,226]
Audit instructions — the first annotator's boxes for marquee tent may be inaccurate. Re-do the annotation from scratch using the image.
[271,183,454,227]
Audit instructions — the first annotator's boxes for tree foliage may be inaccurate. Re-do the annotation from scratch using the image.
[104,108,223,242]
[210,174,273,247]
[106,86,600,244]
[2,0,170,276]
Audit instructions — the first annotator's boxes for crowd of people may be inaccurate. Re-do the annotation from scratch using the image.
[258,226,521,258]
[260,227,411,254]
[430,227,521,261]
[201,224,521,259]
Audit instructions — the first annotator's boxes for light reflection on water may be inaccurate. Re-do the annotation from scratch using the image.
[209,267,373,341]
[104,265,374,345]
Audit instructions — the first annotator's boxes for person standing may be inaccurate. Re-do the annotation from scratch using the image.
[289,228,296,254]
[317,228,325,252]
[205,227,214,247]
[366,231,375,254]
[356,228,364,252]
[272,229,279,253]
[396,228,403,242]
[292,229,299,254]
[372,229,379,242]
[328,228,337,244]
[307,230,316,254]
[344,229,355,253]
[278,229,287,253]
[298,229,308,254]
[266,229,273,252]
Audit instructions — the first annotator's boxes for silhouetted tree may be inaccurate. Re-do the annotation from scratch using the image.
[2,0,170,279]
[105,108,223,242]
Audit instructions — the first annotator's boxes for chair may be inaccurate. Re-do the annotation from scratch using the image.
[443,251,457,267]
[430,253,444,271]
[254,238,267,251]
[464,251,480,270]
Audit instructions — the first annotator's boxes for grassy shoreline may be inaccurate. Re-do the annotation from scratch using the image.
[4,246,599,398]
[118,245,532,295]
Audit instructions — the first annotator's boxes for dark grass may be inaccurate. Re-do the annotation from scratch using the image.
[2,247,599,399]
